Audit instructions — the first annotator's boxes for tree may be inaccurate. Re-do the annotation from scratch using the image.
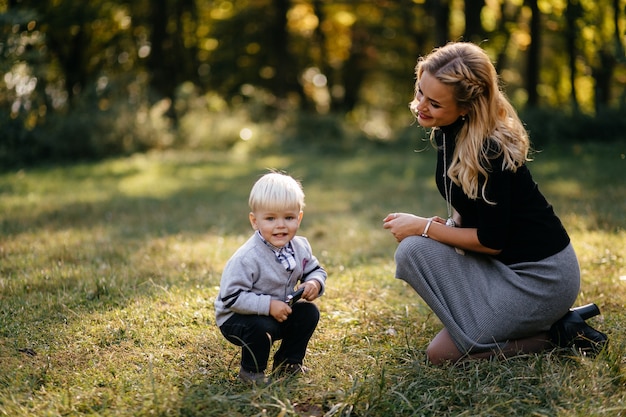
[565,0,582,112]
[590,0,624,112]
[136,0,199,119]
[2,0,626,166]
[464,0,485,42]
[429,0,451,47]
[525,0,541,107]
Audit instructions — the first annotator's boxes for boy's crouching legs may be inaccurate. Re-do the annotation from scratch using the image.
[273,302,320,376]
[220,314,281,375]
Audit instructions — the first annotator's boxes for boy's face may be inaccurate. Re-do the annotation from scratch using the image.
[249,207,303,248]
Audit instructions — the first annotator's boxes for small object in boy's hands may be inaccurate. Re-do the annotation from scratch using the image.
[286,287,304,306]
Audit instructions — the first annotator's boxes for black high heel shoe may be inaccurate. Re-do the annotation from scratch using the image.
[572,303,601,320]
[549,303,608,356]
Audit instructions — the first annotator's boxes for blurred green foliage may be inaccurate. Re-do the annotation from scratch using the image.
[1,0,625,168]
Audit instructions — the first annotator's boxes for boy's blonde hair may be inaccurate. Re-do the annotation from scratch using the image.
[249,171,305,212]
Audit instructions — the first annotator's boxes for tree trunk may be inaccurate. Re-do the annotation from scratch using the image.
[271,0,291,101]
[312,0,334,112]
[493,0,522,74]
[565,0,580,112]
[612,0,625,58]
[342,24,371,112]
[525,0,541,107]
[464,0,484,43]
[147,1,170,101]
[400,0,428,57]
[430,0,450,47]
[593,50,616,112]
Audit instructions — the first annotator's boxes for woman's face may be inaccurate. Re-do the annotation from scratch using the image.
[412,70,466,128]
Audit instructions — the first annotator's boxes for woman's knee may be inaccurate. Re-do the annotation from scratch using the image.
[426,329,463,365]
[395,236,418,259]
[395,236,431,267]
[426,345,457,366]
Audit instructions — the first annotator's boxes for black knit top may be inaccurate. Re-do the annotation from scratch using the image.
[434,121,570,265]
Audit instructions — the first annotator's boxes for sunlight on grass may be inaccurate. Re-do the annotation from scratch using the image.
[118,171,184,198]
[541,178,583,199]
[1,144,625,416]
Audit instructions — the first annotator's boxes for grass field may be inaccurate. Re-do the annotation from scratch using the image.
[1,141,625,416]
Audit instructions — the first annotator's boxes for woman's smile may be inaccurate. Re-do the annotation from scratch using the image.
[417,111,432,121]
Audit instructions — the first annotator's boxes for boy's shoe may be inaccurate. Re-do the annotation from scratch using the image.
[272,362,309,378]
[238,367,268,385]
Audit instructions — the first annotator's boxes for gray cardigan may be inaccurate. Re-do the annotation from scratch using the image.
[215,233,327,327]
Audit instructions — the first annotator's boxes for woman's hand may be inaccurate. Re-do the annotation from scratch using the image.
[431,215,447,225]
[382,212,426,242]
[384,211,501,256]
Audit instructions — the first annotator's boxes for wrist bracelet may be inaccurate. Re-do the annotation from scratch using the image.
[421,218,433,238]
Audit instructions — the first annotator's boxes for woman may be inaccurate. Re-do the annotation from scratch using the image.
[383,42,607,365]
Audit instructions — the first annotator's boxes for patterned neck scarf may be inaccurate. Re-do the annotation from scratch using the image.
[256,231,296,272]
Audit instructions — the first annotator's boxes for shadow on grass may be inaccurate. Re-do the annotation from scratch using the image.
[0,149,426,359]
[0,143,624,416]
[1,144,624,337]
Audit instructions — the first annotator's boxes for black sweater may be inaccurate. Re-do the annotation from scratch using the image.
[434,125,570,265]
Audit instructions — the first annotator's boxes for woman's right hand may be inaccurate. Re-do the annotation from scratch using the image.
[383,212,427,242]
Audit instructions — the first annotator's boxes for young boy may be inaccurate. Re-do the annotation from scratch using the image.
[215,171,327,384]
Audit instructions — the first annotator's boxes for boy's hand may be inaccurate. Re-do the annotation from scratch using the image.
[270,299,292,322]
[300,280,320,301]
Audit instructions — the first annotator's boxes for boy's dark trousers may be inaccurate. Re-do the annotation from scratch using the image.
[220,302,320,373]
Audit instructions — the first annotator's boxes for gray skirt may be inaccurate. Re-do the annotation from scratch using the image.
[394,237,580,353]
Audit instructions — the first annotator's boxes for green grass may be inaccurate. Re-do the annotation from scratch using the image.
[0,142,625,416]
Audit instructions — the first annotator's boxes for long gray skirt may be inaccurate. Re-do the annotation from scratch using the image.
[394,237,580,353]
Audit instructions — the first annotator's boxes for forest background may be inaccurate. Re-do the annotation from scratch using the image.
[1,2,625,416]
[1,0,626,168]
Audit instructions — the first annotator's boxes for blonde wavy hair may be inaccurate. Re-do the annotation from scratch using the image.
[414,42,530,202]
